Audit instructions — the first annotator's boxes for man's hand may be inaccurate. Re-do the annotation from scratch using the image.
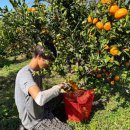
[53,83,66,93]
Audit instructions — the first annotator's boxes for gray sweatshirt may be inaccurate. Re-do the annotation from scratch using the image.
[15,65,60,129]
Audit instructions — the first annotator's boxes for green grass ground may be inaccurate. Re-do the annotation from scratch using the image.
[0,57,130,130]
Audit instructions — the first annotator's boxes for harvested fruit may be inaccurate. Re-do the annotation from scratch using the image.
[68,80,79,91]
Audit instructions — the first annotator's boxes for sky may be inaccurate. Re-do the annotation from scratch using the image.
[0,0,49,10]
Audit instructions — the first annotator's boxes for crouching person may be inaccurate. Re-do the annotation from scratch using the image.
[15,43,72,130]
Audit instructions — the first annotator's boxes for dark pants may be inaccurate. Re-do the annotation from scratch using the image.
[31,94,73,130]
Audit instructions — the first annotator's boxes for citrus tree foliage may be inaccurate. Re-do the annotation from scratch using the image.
[48,0,130,98]
[0,0,130,98]
[0,0,51,57]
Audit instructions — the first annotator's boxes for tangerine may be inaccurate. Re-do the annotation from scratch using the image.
[109,4,119,15]
[101,0,111,4]
[104,22,111,31]
[114,75,120,81]
[110,47,119,56]
[96,74,102,78]
[69,80,79,91]
[93,18,98,24]
[96,22,104,30]
[87,16,93,23]
[114,8,128,19]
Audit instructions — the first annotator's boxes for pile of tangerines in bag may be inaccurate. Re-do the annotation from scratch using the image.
[63,80,95,122]
[87,0,128,31]
[63,80,84,100]
[63,80,94,108]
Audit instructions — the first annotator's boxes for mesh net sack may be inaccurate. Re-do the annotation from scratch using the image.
[63,89,94,122]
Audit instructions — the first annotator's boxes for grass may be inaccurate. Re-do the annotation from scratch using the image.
[0,57,130,130]
[68,94,130,130]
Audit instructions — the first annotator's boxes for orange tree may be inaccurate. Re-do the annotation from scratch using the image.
[0,0,130,99]
[0,0,52,58]
[47,0,130,99]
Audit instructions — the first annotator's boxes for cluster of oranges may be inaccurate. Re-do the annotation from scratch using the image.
[87,16,111,31]
[110,75,120,86]
[109,4,128,19]
[87,0,128,31]
[95,67,121,85]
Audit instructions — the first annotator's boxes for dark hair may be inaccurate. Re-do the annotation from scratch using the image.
[33,42,57,61]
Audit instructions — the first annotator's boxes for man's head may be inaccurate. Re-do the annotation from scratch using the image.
[31,42,57,70]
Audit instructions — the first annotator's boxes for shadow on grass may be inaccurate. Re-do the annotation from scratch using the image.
[0,68,129,130]
[0,56,27,68]
[0,72,20,130]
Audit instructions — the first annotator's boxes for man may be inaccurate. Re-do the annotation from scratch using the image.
[15,43,72,130]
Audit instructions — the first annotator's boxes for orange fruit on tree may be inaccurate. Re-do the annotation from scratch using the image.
[96,22,104,30]
[114,8,128,19]
[125,62,130,67]
[96,74,102,78]
[109,4,119,15]
[114,75,120,81]
[27,7,37,12]
[101,0,111,4]
[87,16,93,23]
[31,7,36,12]
[104,22,111,31]
[27,8,32,12]
[93,18,98,24]
[110,47,119,56]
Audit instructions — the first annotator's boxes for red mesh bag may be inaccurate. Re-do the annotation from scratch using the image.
[63,89,94,122]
